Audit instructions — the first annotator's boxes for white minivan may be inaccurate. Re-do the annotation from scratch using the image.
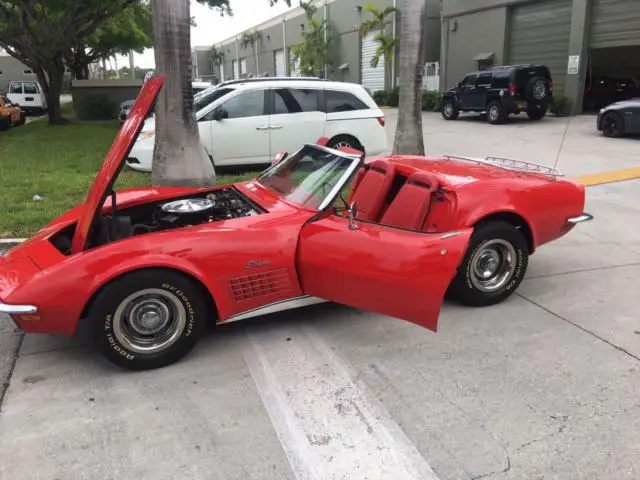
[125,78,388,172]
[6,81,47,114]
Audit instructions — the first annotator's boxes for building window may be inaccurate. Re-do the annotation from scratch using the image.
[23,69,35,75]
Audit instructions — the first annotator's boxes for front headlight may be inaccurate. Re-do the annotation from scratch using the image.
[599,108,606,114]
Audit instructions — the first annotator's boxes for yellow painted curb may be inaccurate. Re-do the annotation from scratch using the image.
[573,167,640,187]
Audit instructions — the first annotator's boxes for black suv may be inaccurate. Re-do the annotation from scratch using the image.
[441,64,553,124]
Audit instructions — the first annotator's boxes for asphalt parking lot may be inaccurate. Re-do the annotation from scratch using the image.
[1,111,639,480]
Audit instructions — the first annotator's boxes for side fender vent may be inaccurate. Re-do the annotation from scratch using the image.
[230,268,292,301]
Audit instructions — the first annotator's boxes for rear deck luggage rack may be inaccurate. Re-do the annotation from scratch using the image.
[443,155,564,178]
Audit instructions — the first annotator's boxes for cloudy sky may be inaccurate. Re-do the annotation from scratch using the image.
[130,0,296,68]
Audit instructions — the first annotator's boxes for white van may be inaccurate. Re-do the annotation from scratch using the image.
[125,78,388,171]
[6,81,47,114]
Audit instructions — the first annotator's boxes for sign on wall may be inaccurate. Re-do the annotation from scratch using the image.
[567,55,580,74]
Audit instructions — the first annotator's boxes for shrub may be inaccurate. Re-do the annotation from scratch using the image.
[386,86,399,107]
[550,94,571,116]
[77,94,118,121]
[372,90,387,106]
[421,90,443,112]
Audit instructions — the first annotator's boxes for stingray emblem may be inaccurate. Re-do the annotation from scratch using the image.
[245,260,271,269]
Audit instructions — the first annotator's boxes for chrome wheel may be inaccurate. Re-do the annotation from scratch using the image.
[488,105,500,122]
[532,82,546,100]
[334,140,352,149]
[469,239,517,293]
[444,103,453,118]
[112,288,186,354]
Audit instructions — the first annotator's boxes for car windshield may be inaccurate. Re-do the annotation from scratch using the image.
[257,145,361,210]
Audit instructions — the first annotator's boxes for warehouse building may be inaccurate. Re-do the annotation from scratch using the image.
[0,53,39,93]
[192,0,442,93]
[441,0,640,114]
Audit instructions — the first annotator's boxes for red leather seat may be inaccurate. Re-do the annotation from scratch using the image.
[349,160,395,222]
[380,171,440,231]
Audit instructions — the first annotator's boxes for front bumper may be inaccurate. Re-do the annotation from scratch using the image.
[567,213,594,225]
[0,300,37,315]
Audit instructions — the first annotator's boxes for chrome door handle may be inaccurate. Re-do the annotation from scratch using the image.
[256,126,270,130]
[270,125,283,130]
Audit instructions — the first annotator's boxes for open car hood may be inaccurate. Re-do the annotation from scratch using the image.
[70,76,164,253]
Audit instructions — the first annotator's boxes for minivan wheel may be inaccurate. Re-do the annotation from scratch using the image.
[441,100,459,120]
[487,101,506,124]
[327,135,364,153]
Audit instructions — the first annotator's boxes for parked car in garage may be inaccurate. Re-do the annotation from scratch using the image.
[0,77,592,370]
[125,78,388,171]
[441,64,553,124]
[6,80,47,115]
[118,81,212,123]
[597,97,640,137]
[584,75,640,111]
[0,94,26,130]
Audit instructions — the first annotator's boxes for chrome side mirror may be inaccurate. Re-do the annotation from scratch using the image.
[348,201,359,230]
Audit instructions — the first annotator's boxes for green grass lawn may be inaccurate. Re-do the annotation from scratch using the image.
[0,115,259,238]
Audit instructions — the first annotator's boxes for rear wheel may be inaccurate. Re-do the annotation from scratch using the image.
[91,269,208,370]
[327,135,364,153]
[601,112,624,138]
[487,101,507,124]
[449,221,528,306]
[441,99,459,120]
[526,105,546,120]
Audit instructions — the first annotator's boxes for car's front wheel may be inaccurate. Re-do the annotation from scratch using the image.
[441,99,459,120]
[601,111,624,138]
[449,221,528,306]
[91,269,208,370]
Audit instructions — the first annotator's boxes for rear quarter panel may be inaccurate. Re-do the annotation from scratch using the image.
[453,176,586,250]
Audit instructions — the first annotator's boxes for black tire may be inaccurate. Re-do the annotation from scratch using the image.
[449,221,529,307]
[328,135,364,153]
[486,101,507,124]
[526,105,546,120]
[600,111,624,138]
[441,99,459,120]
[525,76,548,103]
[91,269,208,370]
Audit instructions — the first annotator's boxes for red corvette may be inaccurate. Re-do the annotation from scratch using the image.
[0,77,592,370]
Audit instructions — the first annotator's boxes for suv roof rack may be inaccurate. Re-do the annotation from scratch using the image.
[443,155,564,178]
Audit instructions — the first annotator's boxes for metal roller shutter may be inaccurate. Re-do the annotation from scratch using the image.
[361,31,385,92]
[232,60,239,79]
[274,50,285,77]
[507,0,572,93]
[590,0,640,49]
[240,59,247,77]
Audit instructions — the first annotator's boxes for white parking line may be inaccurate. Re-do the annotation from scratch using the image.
[241,323,440,480]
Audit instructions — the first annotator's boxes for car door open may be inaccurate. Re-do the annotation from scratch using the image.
[296,214,472,331]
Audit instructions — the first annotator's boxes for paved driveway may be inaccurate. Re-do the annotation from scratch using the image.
[1,113,639,480]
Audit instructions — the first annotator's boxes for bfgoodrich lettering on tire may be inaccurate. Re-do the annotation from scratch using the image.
[91,269,208,370]
[449,221,528,306]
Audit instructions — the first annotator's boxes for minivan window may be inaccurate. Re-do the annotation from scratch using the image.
[221,89,266,119]
[9,83,22,94]
[194,87,234,112]
[325,90,368,113]
[272,88,319,114]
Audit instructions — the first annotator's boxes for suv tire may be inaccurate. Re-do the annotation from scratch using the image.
[525,77,548,102]
[441,99,459,120]
[487,101,506,125]
[526,105,546,121]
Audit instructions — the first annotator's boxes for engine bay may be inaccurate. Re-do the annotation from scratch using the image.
[50,188,264,254]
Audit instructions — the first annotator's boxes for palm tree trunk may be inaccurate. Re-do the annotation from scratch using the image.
[392,0,427,155]
[254,42,260,75]
[150,0,216,187]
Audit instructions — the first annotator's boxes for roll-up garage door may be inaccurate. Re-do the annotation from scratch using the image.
[590,0,640,48]
[361,31,385,92]
[240,59,247,77]
[507,0,572,93]
[275,50,285,77]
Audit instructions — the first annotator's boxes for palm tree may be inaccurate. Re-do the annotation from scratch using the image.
[240,31,262,75]
[359,2,398,69]
[392,0,427,155]
[211,45,225,80]
[150,0,216,187]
